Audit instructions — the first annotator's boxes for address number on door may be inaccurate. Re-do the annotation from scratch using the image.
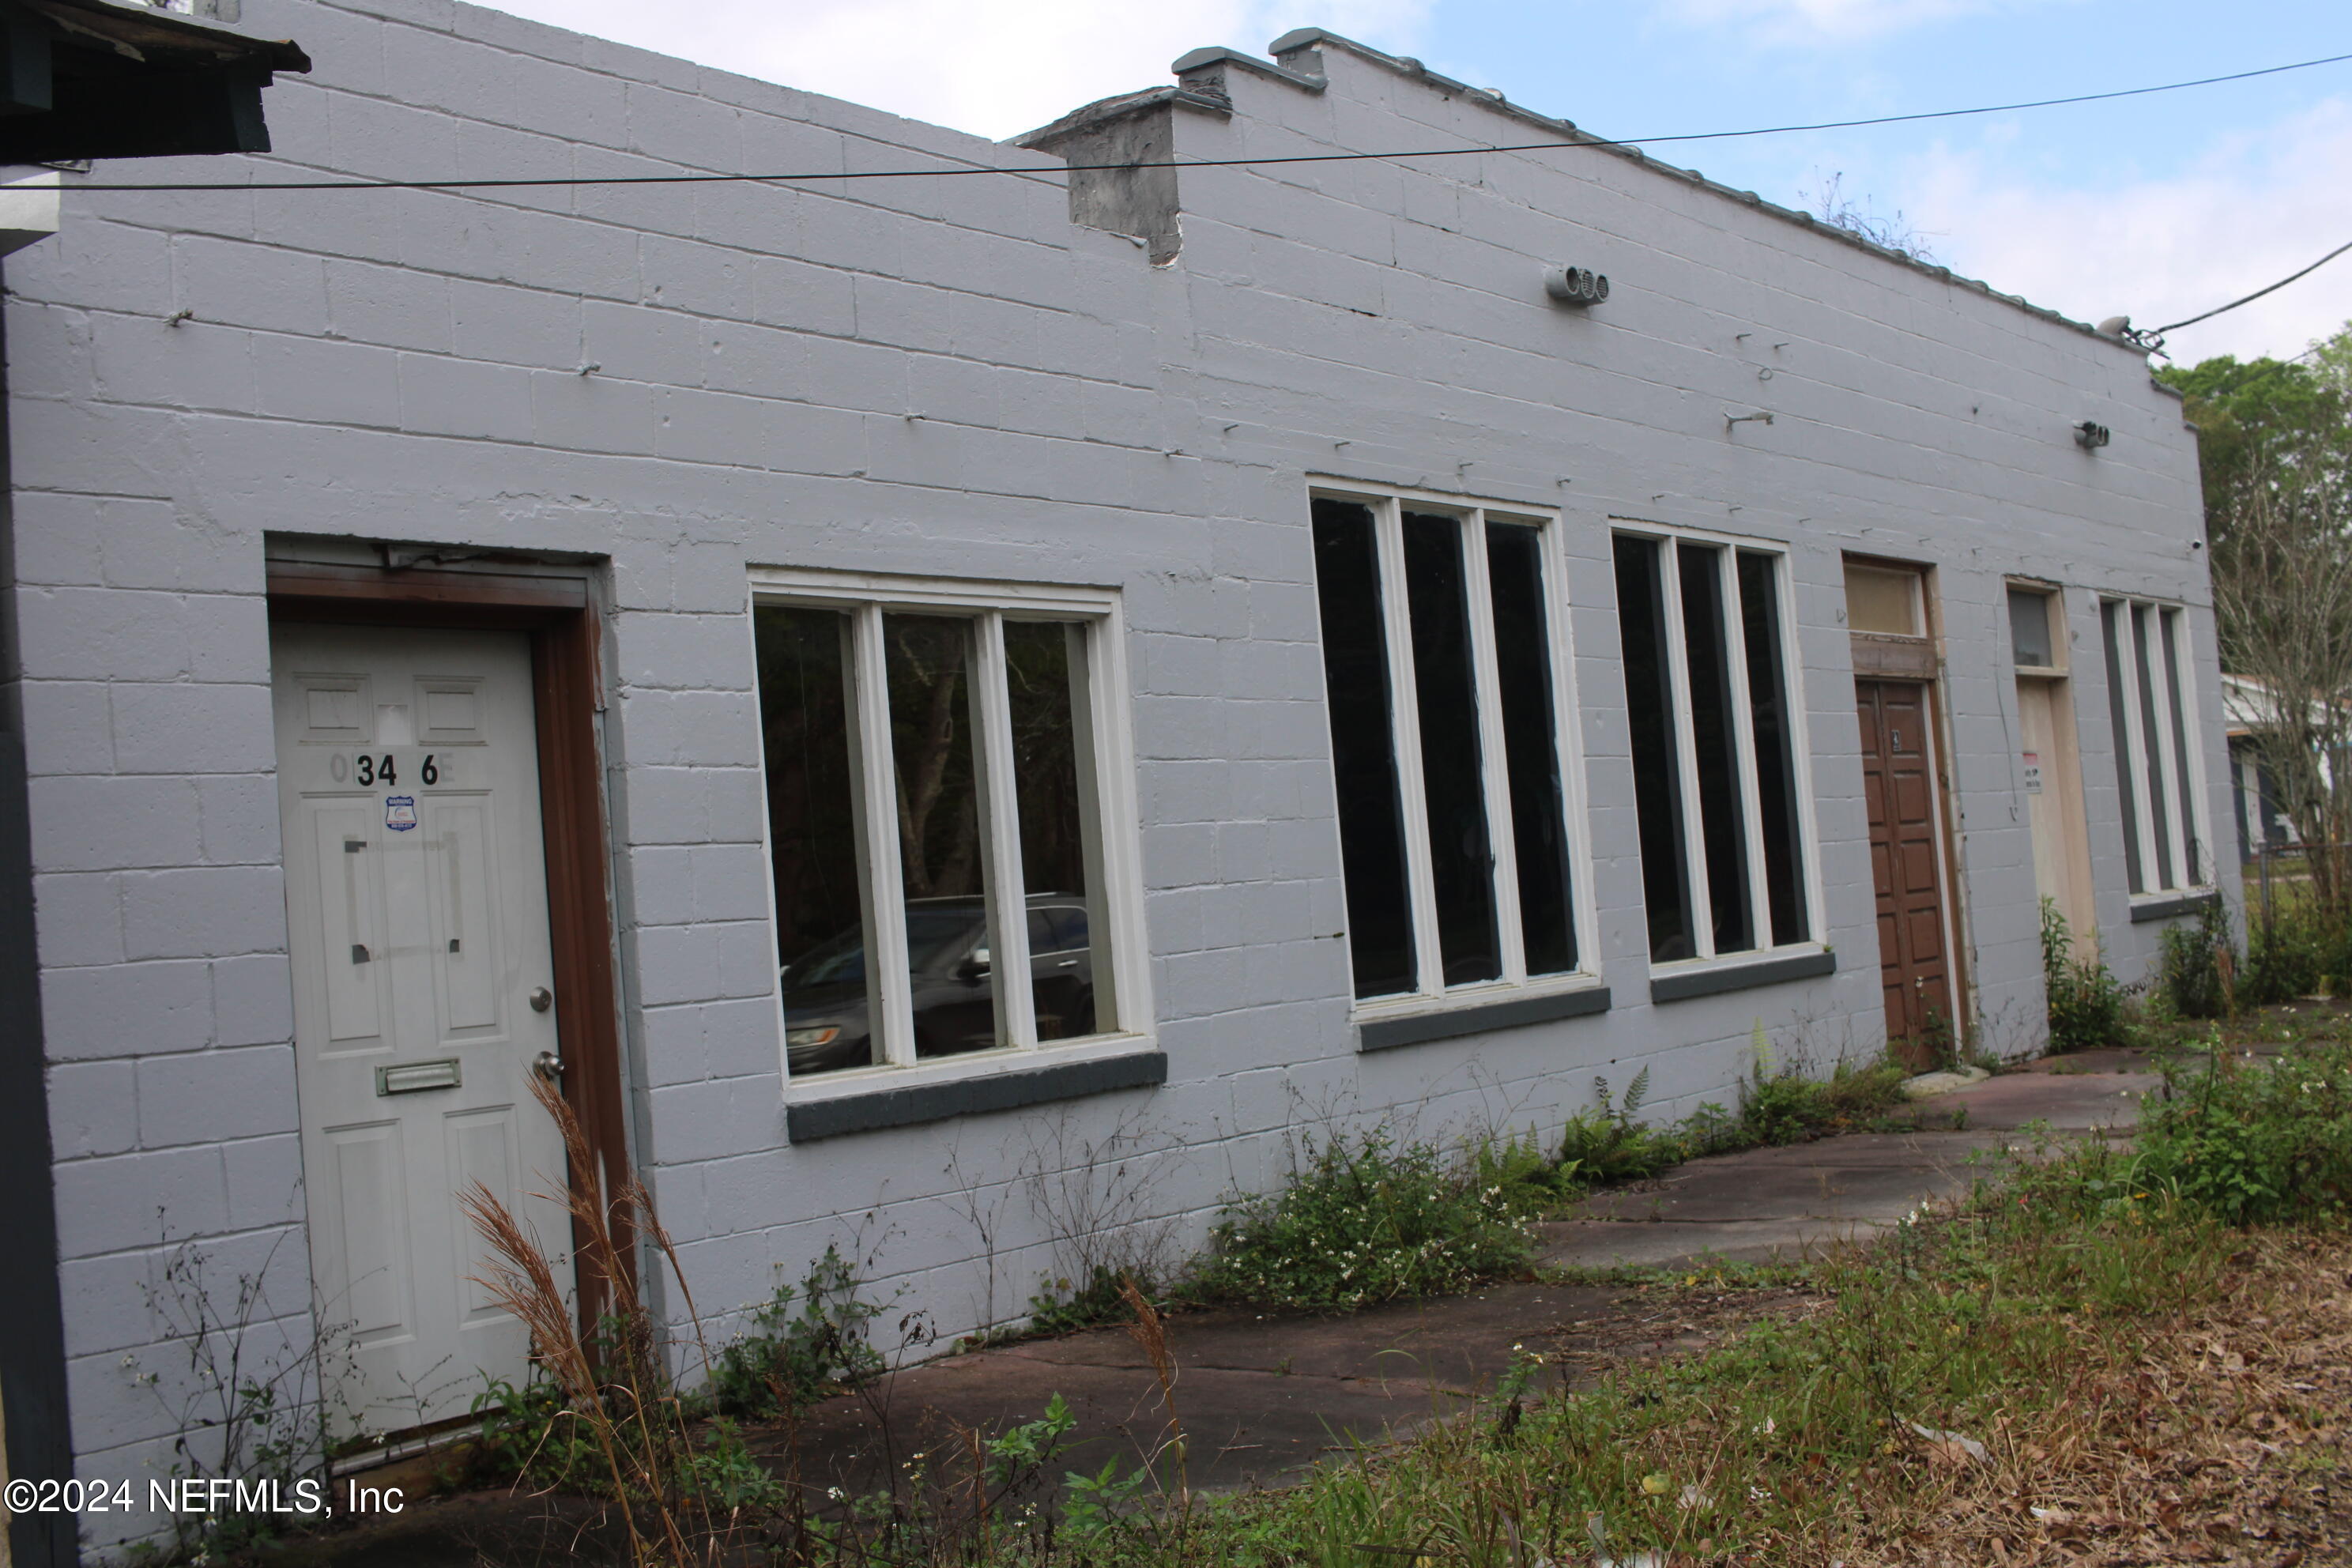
[332,754,450,786]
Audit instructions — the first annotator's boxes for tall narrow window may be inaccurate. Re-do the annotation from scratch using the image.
[1488,522,1577,975]
[1739,551,1807,945]
[884,615,995,1057]
[1404,511,1502,985]
[1004,619,1105,1041]
[1615,530,1813,964]
[1615,535,1692,960]
[757,605,873,1073]
[1679,543,1754,956]
[754,576,1140,1083]
[1311,492,1586,1004]
[1311,499,1417,997]
[2102,597,2207,893]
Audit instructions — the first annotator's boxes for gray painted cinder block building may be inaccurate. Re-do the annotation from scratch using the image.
[2,0,2226,1550]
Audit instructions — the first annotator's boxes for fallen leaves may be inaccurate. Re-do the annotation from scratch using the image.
[1811,1231,2352,1566]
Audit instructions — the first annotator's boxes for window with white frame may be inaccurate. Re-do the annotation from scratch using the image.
[2099,597,2210,894]
[751,572,1144,1080]
[1611,528,1814,963]
[1309,490,1589,1004]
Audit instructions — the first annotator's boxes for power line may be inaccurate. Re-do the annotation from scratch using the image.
[2154,239,2352,334]
[62,47,2352,194]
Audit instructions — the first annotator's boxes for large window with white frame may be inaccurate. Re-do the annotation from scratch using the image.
[1308,488,1591,1004]
[1611,527,1815,964]
[751,571,1147,1082]
[2099,597,2211,894]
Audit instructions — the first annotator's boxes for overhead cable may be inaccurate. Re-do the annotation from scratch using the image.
[2154,239,2352,334]
[61,47,2352,194]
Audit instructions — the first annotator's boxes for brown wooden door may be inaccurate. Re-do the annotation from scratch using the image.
[1858,679,1954,1068]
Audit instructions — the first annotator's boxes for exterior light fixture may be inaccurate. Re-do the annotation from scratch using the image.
[2075,420,2111,450]
[1544,265,1609,306]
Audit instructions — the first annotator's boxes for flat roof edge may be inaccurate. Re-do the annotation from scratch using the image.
[1246,27,2148,355]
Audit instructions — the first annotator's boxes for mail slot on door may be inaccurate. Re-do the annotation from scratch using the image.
[375,1058,464,1096]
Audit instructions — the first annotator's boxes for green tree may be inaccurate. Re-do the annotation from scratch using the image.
[2170,322,2352,908]
[2157,328,2351,541]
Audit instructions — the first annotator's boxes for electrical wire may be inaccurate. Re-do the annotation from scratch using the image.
[2154,239,2352,334]
[60,47,2352,194]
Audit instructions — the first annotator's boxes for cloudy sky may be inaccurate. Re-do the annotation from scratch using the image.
[488,0,2350,367]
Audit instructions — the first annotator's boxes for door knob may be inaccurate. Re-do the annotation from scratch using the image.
[529,986,553,1012]
[533,1050,566,1084]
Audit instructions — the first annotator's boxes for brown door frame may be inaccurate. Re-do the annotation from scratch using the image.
[1845,554,1973,1052]
[265,558,633,1327]
[1856,673,1963,1065]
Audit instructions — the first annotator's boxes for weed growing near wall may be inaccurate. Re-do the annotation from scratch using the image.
[2041,898,2129,1050]
[1191,1130,1545,1310]
[707,1244,885,1418]
[2160,899,2236,1020]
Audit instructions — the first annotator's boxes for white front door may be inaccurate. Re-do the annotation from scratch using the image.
[271,624,575,1437]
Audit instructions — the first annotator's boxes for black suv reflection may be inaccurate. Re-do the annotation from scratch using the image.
[781,895,1095,1074]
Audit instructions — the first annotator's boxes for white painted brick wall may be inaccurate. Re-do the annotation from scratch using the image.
[6,1,2226,1547]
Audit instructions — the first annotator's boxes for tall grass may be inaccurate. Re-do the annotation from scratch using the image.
[461,1074,756,1566]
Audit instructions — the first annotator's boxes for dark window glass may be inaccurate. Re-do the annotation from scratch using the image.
[1404,511,1502,986]
[756,605,872,1076]
[1486,522,1576,974]
[1678,542,1754,955]
[884,613,997,1056]
[1311,499,1417,997]
[2161,612,2200,885]
[2007,588,2053,669]
[1739,551,1807,944]
[1615,535,1694,961]
[2101,601,2145,894]
[1004,618,1099,1038]
[2132,606,2173,887]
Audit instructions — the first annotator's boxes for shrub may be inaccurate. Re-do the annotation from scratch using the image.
[1193,1129,1536,1310]
[2042,898,2128,1050]
[2159,899,2234,1020]
[706,1243,884,1419]
[2133,1038,2352,1224]
[2238,884,2352,1004]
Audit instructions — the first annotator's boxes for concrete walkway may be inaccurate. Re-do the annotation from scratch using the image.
[287,1053,2171,1564]
[782,1050,2165,1497]
[1539,1047,2160,1271]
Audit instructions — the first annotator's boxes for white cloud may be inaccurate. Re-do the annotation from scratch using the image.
[1663,0,2069,44]
[484,0,1430,142]
[1913,98,2352,362]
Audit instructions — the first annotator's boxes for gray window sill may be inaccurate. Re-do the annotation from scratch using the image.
[1357,985,1611,1053]
[2129,890,2220,924]
[785,1049,1166,1142]
[1649,948,1837,1004]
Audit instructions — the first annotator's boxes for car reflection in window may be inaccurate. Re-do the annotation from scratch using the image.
[780,895,1095,1074]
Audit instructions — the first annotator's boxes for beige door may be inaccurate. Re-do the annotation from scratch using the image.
[2016,675,2095,944]
[272,624,575,1436]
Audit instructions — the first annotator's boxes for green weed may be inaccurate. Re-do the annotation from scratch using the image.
[707,1242,884,1419]
[1192,1129,1539,1310]
[2132,1037,2352,1223]
[2042,897,2129,1050]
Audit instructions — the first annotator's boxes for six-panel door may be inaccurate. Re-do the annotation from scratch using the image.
[1857,678,1955,1068]
[271,624,575,1437]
